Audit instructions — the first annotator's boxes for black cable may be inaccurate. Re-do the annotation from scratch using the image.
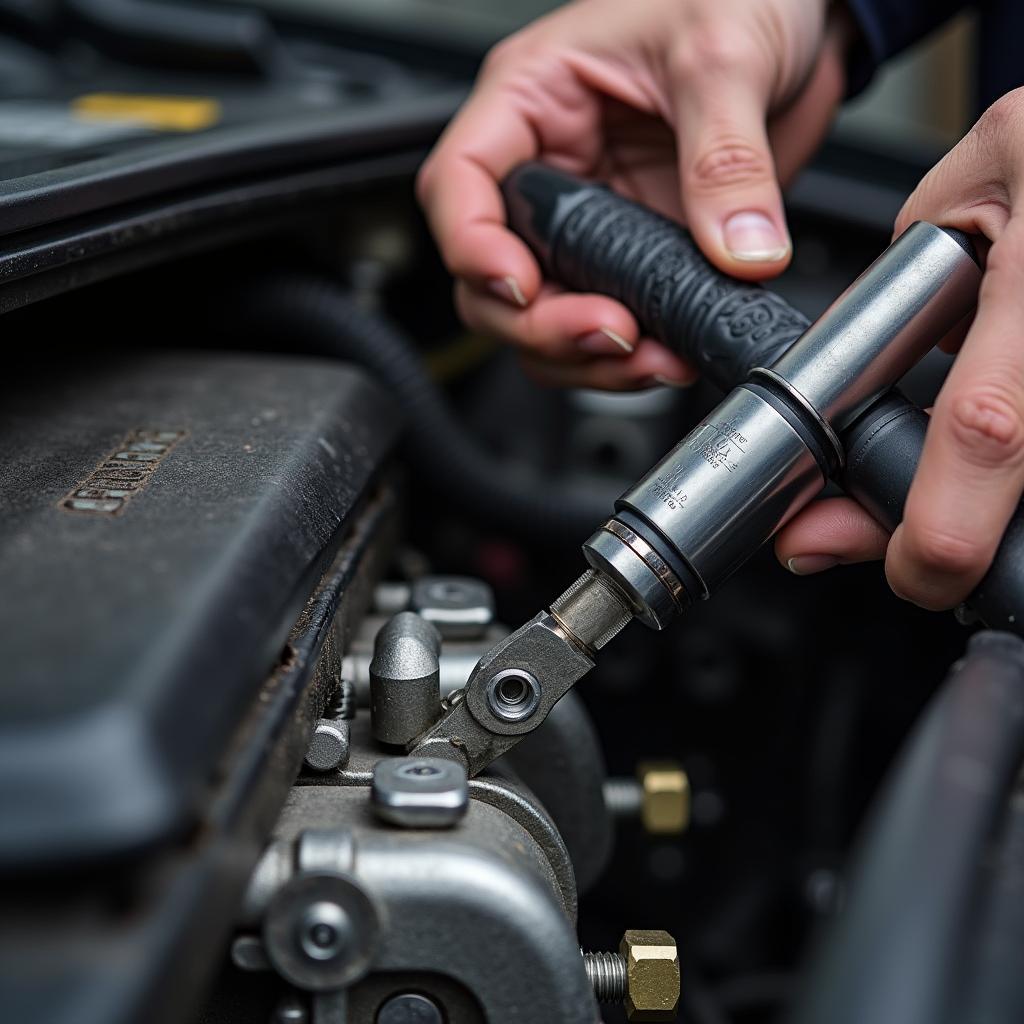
[952,768,1024,1023]
[219,273,609,543]
[786,631,1024,1024]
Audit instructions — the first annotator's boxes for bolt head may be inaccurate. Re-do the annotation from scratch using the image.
[263,873,380,991]
[376,992,445,1023]
[620,930,680,1022]
[298,900,351,961]
[305,719,351,772]
[372,757,469,828]
[639,763,690,835]
[411,575,494,639]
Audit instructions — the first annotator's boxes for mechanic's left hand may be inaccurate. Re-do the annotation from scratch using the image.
[776,87,1024,610]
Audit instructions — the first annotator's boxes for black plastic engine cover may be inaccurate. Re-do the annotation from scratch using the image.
[0,351,398,868]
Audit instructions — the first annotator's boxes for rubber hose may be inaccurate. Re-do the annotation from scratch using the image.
[787,631,1024,1024]
[221,273,609,542]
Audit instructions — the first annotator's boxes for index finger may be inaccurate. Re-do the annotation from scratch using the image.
[416,75,546,301]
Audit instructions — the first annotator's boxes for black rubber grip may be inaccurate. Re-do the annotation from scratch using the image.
[504,162,1024,635]
[842,394,1024,633]
[841,391,927,532]
[502,163,809,392]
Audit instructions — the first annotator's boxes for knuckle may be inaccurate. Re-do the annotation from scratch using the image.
[903,520,989,580]
[979,87,1024,137]
[414,159,434,206]
[944,385,1024,469]
[687,135,773,192]
[983,229,1024,282]
[670,25,759,81]
[480,36,521,75]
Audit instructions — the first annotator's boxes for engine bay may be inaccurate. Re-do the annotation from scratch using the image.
[2,7,1024,1024]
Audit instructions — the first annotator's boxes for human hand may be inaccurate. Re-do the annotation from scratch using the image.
[777,88,1024,609]
[417,0,852,389]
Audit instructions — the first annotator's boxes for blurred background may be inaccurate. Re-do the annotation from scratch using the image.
[211,0,979,145]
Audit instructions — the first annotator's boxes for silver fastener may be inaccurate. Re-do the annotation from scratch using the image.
[263,873,380,991]
[304,719,351,772]
[371,757,469,828]
[376,992,445,1024]
[411,575,495,639]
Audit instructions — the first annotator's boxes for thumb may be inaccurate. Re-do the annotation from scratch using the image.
[672,58,791,279]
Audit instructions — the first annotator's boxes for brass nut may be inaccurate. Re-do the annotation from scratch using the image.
[639,763,690,835]
[621,929,680,1021]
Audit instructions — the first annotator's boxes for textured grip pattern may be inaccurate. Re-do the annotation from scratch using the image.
[550,188,809,390]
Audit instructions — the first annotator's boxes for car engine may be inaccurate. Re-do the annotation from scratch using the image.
[3,6,1024,1024]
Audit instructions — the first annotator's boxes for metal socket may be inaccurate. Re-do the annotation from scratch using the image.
[767,222,981,429]
[602,386,824,626]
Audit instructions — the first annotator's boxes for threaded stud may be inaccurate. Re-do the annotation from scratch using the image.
[326,679,356,720]
[603,778,644,819]
[582,951,627,1003]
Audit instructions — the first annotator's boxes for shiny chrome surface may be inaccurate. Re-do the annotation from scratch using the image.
[751,366,845,467]
[617,387,824,602]
[766,222,981,429]
[583,524,686,630]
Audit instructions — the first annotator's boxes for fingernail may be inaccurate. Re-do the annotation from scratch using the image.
[487,275,527,308]
[577,327,635,355]
[652,374,693,389]
[723,212,790,262]
[787,555,839,576]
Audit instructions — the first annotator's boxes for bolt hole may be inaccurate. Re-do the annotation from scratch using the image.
[497,674,529,706]
[486,669,541,722]
[397,762,442,779]
[310,923,336,949]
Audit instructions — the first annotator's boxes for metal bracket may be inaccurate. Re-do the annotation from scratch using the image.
[409,612,595,776]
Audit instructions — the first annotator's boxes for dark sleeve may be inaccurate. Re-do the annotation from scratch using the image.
[843,0,973,95]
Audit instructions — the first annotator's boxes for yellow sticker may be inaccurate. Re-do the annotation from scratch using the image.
[71,93,221,133]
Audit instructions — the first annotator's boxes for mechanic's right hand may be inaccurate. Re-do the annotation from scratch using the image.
[417,0,853,390]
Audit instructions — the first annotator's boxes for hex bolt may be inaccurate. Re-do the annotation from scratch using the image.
[411,575,495,639]
[376,992,445,1024]
[604,764,690,835]
[583,931,680,1021]
[371,757,469,828]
